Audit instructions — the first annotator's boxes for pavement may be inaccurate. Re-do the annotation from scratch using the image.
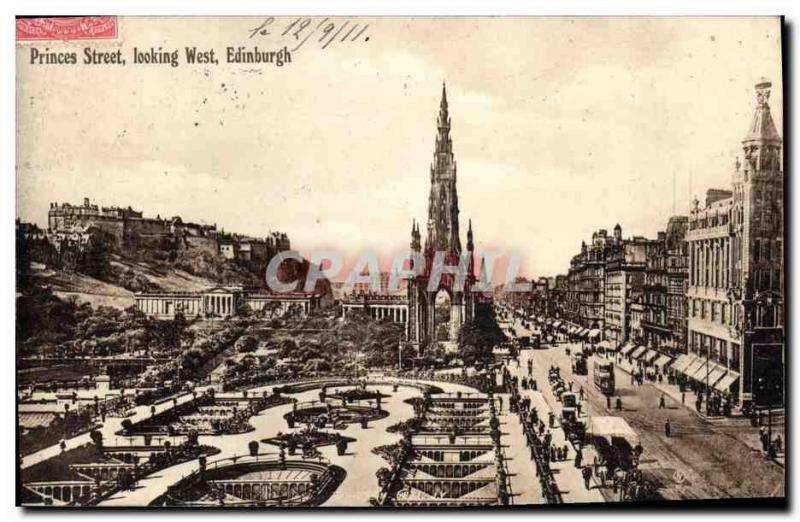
[614,354,786,467]
[501,357,605,504]
[497,406,546,505]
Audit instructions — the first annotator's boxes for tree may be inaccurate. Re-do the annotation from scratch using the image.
[80,229,113,278]
[458,305,506,365]
[90,429,104,455]
[234,335,258,353]
[248,440,260,457]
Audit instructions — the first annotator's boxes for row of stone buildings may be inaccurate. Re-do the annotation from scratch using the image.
[46,197,291,265]
[536,80,784,407]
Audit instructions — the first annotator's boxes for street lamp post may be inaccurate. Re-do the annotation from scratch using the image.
[398,337,403,371]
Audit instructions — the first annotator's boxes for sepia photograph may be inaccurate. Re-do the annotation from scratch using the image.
[12,14,786,509]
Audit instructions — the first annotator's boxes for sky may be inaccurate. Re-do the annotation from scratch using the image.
[16,16,784,281]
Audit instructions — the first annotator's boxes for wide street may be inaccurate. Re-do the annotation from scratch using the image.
[503,314,785,501]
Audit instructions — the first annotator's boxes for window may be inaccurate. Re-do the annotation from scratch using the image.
[730,343,740,370]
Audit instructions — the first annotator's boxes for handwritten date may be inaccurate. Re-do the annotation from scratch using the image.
[248,17,371,52]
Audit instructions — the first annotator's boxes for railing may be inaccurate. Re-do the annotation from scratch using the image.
[162,453,334,507]
[411,435,494,447]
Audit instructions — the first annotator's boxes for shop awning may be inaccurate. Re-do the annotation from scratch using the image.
[587,416,640,445]
[705,365,728,387]
[597,340,612,350]
[654,354,673,368]
[713,371,740,393]
[620,342,636,356]
[690,361,709,380]
[587,329,601,341]
[683,357,705,378]
[671,354,694,373]
[553,321,562,328]
[631,346,648,359]
[644,349,660,363]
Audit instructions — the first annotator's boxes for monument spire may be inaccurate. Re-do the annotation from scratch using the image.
[425,83,461,254]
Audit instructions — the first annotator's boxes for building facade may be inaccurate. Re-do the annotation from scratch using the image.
[686,79,784,406]
[135,286,324,320]
[604,237,650,347]
[641,218,690,357]
[565,226,625,333]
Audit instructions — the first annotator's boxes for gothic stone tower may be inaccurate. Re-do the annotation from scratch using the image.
[408,84,476,351]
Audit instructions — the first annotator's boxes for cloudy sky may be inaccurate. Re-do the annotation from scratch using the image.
[16,16,783,280]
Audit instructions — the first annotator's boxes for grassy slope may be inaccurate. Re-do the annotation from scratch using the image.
[30,256,221,310]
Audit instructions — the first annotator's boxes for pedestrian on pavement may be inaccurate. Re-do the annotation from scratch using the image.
[767,442,777,461]
[606,394,611,409]
[548,411,555,428]
[574,447,583,468]
[582,466,593,490]
[615,397,623,411]
[579,386,585,401]
[598,464,607,486]
[681,391,686,405]
[659,394,666,409]
[665,418,672,437]
[759,427,768,452]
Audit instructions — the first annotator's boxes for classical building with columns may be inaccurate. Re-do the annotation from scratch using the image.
[685,79,784,407]
[340,294,410,324]
[135,286,324,320]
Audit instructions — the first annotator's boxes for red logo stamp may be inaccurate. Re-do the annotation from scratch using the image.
[16,16,118,41]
